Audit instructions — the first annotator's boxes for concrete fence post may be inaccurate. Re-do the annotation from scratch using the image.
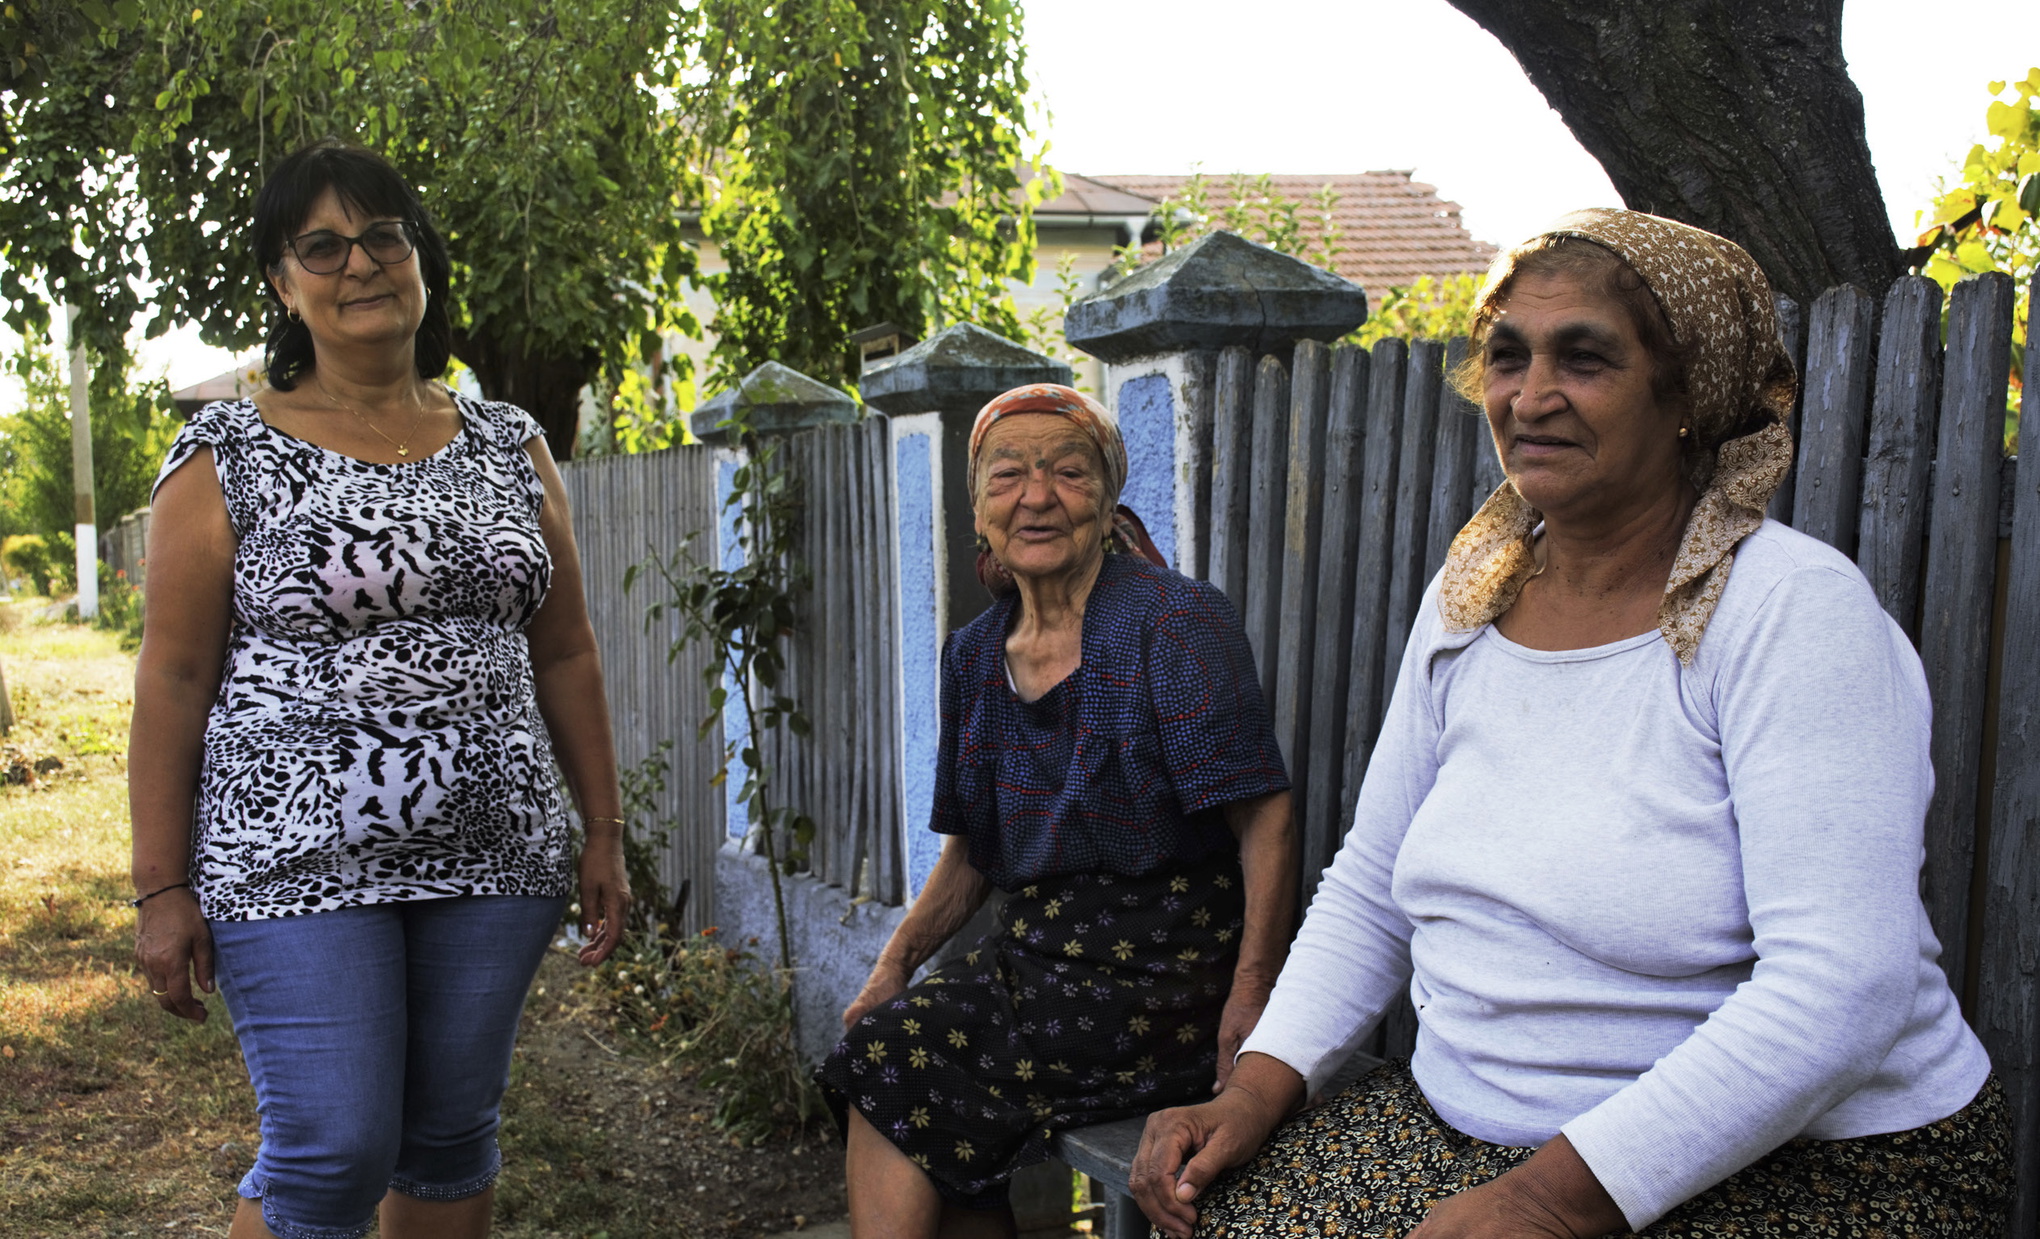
[1062,230,1369,580]
[861,323,1073,896]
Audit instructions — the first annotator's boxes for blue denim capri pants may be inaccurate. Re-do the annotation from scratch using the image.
[208,894,566,1239]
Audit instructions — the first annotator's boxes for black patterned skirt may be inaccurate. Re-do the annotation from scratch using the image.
[818,851,1245,1208]
[1186,1059,2010,1237]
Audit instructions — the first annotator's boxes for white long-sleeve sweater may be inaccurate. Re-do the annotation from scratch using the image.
[1240,520,1990,1230]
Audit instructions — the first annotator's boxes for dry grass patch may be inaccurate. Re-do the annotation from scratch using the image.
[0,620,847,1237]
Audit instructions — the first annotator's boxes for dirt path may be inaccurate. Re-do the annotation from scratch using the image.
[0,615,847,1237]
[498,954,846,1237]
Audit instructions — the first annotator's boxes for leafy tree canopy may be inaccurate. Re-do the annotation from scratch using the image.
[1,0,1041,455]
[1,0,696,458]
[0,339,176,546]
[682,0,1039,393]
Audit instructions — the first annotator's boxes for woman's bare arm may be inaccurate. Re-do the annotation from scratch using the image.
[128,449,236,1022]
[522,439,630,965]
[842,834,993,1028]
[1215,789,1298,1088]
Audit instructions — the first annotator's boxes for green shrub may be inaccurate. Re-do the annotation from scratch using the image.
[1,533,70,597]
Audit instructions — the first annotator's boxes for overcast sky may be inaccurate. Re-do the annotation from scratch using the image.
[87,0,2040,392]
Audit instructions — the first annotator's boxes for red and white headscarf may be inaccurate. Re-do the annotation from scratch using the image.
[967,383,1129,508]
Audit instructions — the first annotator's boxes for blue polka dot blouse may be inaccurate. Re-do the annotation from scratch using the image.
[931,553,1290,889]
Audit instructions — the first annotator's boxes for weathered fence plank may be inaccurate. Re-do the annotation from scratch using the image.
[1340,339,1408,829]
[1243,355,1292,703]
[1978,271,2040,1239]
[1208,347,1256,605]
[1856,277,1944,641]
[559,445,722,932]
[864,417,898,901]
[1768,294,1808,524]
[1274,341,1333,809]
[1790,285,1877,555]
[1381,340,1443,696]
[1302,344,1370,888]
[1425,339,1481,579]
[1918,272,2015,997]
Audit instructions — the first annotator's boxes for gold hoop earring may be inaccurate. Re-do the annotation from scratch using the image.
[287,306,302,323]
[1678,425,1689,438]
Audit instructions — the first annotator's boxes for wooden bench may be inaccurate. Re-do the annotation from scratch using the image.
[1050,1051,1389,1238]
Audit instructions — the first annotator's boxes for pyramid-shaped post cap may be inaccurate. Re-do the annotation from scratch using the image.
[690,361,862,442]
[1064,231,1369,363]
[861,322,1074,417]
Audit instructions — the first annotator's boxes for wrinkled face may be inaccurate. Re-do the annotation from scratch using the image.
[973,414,1110,583]
[1481,270,1685,524]
[266,187,427,361]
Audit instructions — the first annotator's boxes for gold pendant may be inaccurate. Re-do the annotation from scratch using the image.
[398,446,410,457]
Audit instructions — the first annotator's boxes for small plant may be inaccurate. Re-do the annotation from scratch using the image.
[1019,253,1097,392]
[613,741,686,935]
[580,923,824,1144]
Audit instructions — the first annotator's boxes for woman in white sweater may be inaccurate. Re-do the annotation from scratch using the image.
[1129,209,2007,1239]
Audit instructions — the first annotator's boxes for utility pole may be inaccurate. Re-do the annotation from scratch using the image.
[66,305,97,620]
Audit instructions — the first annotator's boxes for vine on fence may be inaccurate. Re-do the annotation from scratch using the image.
[627,425,813,975]
[595,416,822,1138]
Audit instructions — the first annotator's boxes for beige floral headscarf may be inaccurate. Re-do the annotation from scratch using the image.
[1438,209,1799,663]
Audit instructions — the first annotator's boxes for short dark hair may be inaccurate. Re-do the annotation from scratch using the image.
[252,139,452,391]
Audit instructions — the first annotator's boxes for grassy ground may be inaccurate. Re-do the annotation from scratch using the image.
[0,614,256,1235]
[0,614,847,1238]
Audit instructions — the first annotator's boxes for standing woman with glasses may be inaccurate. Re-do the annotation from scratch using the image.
[128,138,631,1239]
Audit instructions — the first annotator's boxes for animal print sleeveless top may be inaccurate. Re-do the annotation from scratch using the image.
[154,394,573,921]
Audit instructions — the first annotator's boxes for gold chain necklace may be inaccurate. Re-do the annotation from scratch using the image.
[317,377,431,458]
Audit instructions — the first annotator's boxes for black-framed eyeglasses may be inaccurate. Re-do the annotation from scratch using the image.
[286,220,417,275]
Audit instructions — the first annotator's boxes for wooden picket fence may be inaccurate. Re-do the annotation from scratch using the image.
[558,446,725,933]
[755,418,908,905]
[567,268,2040,1231]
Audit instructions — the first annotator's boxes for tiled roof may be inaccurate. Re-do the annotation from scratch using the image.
[1030,169,1161,218]
[1089,172,1498,305]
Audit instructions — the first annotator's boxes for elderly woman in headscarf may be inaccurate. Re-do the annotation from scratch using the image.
[1130,210,2009,1239]
[819,384,1299,1238]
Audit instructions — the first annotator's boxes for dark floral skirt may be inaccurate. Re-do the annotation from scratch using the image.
[818,851,1245,1208]
[1186,1059,2010,1237]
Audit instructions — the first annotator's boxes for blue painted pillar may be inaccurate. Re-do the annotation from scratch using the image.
[862,323,1073,896]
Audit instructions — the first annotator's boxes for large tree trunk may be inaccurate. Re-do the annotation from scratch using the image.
[450,326,599,460]
[1448,0,1901,301]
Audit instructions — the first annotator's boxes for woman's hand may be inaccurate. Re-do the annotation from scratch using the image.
[843,958,912,1030]
[1132,1053,1304,1238]
[1407,1136,1626,1239]
[1212,977,1272,1091]
[134,889,214,1023]
[575,832,631,967]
